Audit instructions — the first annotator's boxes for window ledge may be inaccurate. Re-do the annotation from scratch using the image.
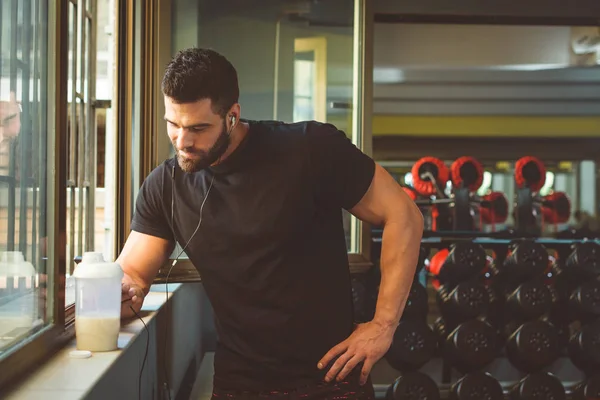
[4,283,182,400]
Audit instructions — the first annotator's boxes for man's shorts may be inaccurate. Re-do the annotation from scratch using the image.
[211,376,375,399]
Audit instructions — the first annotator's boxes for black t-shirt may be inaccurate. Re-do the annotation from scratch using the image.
[131,119,376,390]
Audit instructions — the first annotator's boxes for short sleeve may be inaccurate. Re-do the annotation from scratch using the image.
[307,122,375,210]
[130,164,174,241]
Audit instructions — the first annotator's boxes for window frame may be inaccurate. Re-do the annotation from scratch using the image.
[0,0,70,391]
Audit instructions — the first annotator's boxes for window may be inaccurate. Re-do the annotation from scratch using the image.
[0,0,65,390]
[64,0,114,308]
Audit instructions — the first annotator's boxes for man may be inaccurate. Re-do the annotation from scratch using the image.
[119,48,423,399]
[0,91,21,177]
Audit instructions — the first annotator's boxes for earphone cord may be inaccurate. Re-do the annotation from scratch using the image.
[130,305,149,400]
[162,166,216,400]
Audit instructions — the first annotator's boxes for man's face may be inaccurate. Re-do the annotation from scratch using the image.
[164,97,230,173]
[0,92,21,140]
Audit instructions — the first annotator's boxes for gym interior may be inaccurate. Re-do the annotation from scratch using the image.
[1,0,600,399]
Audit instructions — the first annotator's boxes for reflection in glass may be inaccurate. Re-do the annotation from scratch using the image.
[0,0,50,358]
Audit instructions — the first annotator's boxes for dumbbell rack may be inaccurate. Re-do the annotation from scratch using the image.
[365,231,600,399]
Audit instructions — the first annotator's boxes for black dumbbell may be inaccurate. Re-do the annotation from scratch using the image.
[568,320,600,373]
[569,280,600,323]
[506,320,561,373]
[508,372,565,400]
[449,371,504,400]
[505,278,554,322]
[385,320,437,372]
[572,373,600,400]
[437,280,490,324]
[437,241,487,285]
[542,316,571,351]
[386,371,440,400]
[402,283,429,322]
[503,240,548,281]
[566,241,600,277]
[439,319,498,373]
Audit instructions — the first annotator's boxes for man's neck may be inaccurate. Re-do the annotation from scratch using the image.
[214,121,249,165]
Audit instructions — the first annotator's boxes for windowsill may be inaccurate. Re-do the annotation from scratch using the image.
[4,283,182,400]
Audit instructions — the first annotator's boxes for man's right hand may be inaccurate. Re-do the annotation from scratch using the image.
[121,281,145,318]
[115,230,175,319]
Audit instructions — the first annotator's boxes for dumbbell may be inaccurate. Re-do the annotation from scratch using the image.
[505,278,554,323]
[568,320,600,373]
[505,320,561,373]
[568,280,600,323]
[436,280,490,325]
[566,242,600,276]
[480,192,509,225]
[434,319,498,373]
[448,371,504,400]
[550,244,600,325]
[541,192,571,225]
[571,374,600,400]
[502,240,549,283]
[451,156,484,192]
[508,372,566,400]
[411,156,449,197]
[385,320,437,372]
[429,241,487,286]
[514,156,547,193]
[386,371,440,400]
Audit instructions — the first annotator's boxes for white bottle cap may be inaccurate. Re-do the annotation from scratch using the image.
[69,350,92,359]
[81,252,105,264]
[72,262,124,279]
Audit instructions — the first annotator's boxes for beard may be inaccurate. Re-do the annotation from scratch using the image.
[174,121,231,173]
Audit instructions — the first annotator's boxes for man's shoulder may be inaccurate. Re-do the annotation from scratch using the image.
[250,119,339,137]
[142,158,174,188]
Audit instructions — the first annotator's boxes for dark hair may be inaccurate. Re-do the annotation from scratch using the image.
[161,48,239,117]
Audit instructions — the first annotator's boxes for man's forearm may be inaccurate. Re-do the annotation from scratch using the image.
[373,207,424,328]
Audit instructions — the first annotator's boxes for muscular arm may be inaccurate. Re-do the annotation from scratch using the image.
[319,163,424,383]
[117,230,174,317]
[350,164,424,328]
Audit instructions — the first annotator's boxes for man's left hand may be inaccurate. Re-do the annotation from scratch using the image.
[317,320,396,385]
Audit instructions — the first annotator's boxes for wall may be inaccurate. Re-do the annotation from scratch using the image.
[171,0,200,54]
[375,24,573,68]
[371,24,600,124]
[373,0,600,20]
[158,1,359,133]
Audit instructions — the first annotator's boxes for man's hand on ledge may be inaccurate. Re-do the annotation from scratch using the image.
[120,281,144,319]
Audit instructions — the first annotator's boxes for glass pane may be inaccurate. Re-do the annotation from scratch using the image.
[0,0,51,357]
[168,0,362,254]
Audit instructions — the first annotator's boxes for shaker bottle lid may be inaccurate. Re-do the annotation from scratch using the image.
[81,252,105,264]
[69,350,92,359]
[73,262,124,279]
[0,251,36,276]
